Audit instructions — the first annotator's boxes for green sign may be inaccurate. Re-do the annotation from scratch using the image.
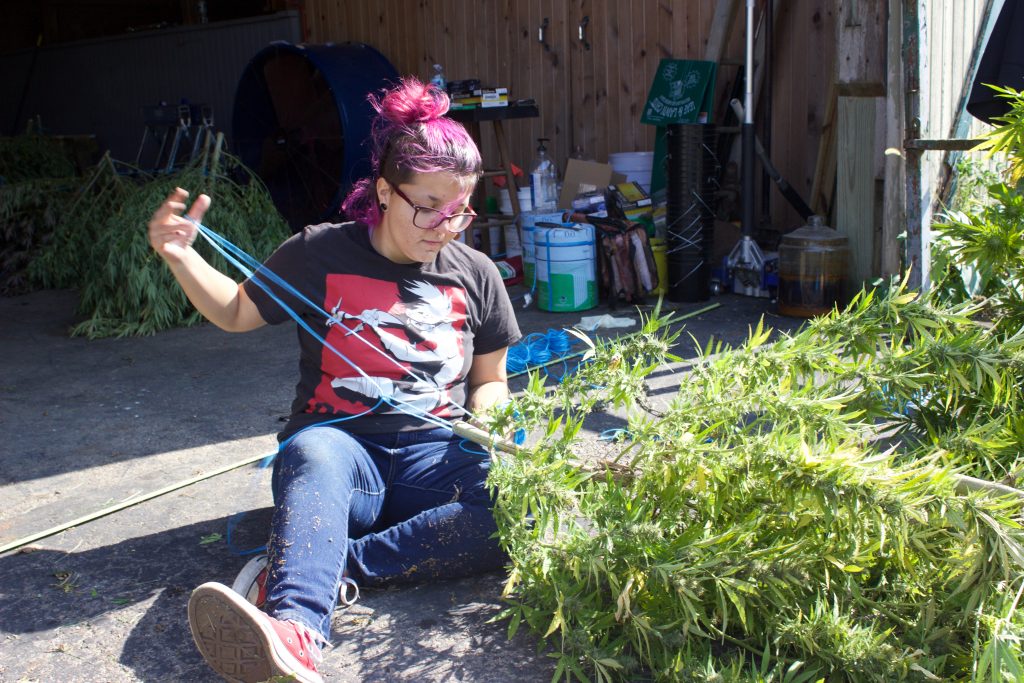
[641,59,716,125]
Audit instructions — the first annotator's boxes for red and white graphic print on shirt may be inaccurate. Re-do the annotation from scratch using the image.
[308,275,468,419]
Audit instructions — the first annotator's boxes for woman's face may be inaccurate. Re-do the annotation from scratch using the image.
[373,172,473,264]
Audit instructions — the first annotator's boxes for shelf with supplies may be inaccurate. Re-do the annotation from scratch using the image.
[447,102,539,266]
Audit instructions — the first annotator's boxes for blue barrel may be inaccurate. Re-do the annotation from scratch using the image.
[233,41,398,231]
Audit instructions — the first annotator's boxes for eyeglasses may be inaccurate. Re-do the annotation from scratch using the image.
[387,181,476,233]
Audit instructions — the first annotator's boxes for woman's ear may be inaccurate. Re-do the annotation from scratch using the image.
[375,176,390,207]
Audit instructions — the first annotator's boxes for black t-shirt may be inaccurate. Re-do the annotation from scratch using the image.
[243,222,521,440]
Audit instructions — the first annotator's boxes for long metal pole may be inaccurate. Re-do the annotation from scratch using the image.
[742,0,756,237]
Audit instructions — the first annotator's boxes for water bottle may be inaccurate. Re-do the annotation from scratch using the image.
[430,64,446,92]
[530,138,557,211]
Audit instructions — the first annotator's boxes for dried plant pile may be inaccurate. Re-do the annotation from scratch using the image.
[488,285,1024,682]
[27,153,132,291]
[0,134,80,294]
[0,133,77,183]
[27,155,289,338]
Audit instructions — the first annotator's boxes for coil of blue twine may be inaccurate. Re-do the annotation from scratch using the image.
[506,328,577,381]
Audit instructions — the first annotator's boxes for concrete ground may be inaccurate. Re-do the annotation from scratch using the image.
[0,286,800,682]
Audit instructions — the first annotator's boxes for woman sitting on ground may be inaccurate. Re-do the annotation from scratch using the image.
[147,77,520,683]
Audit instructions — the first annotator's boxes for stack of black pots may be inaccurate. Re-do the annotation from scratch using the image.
[664,123,718,303]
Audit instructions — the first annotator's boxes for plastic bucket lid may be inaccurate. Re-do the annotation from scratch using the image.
[609,151,654,170]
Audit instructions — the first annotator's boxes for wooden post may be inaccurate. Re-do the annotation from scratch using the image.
[810,79,838,217]
[881,0,905,279]
[836,0,886,291]
[703,0,743,63]
[902,0,925,290]
[837,97,878,290]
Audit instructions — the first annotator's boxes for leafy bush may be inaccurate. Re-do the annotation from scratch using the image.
[0,133,77,183]
[932,85,1024,337]
[0,135,80,294]
[23,152,289,338]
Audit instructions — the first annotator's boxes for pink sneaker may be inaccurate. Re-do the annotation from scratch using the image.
[188,581,324,683]
[232,553,360,611]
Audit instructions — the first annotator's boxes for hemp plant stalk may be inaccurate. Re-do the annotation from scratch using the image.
[28,154,289,339]
[487,283,1024,682]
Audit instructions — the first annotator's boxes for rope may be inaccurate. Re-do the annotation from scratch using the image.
[193,219,466,430]
[506,328,578,381]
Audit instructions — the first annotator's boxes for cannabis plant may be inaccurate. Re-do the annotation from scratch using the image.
[26,154,289,338]
[488,284,1024,682]
[0,134,81,294]
[932,85,1024,336]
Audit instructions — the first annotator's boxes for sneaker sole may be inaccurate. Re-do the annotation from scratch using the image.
[188,582,322,683]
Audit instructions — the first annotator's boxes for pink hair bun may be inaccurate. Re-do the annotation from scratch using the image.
[374,77,450,125]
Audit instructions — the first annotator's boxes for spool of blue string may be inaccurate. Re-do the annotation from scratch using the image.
[506,328,577,379]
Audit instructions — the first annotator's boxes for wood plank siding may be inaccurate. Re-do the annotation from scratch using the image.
[302,0,833,222]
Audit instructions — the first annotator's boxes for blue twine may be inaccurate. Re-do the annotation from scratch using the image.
[506,328,578,381]
[459,439,490,455]
[598,428,633,442]
[192,219,456,431]
[187,220,483,554]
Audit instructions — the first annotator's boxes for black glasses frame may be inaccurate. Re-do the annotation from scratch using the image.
[387,181,476,233]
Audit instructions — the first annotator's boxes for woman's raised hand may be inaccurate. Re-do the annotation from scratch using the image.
[147,187,211,263]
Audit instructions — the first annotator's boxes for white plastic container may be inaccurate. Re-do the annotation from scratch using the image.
[535,223,597,312]
[517,186,533,212]
[609,151,654,193]
[521,210,566,288]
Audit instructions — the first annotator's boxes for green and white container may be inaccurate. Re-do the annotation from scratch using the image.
[521,210,566,289]
[535,223,597,312]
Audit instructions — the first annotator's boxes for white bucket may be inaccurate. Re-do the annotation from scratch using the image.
[521,210,566,289]
[609,151,654,192]
[535,223,597,312]
[498,188,513,215]
[517,186,533,212]
[488,225,503,257]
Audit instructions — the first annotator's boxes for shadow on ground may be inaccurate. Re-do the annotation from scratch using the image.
[0,508,552,682]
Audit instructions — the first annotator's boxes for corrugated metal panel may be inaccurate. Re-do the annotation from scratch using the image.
[921,0,992,141]
[910,0,998,281]
[0,11,302,162]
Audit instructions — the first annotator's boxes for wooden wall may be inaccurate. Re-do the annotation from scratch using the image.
[302,0,829,234]
[767,1,835,233]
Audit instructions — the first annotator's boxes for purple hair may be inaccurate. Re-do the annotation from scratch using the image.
[342,78,482,227]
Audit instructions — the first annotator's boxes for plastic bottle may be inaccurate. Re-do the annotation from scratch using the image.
[530,138,558,211]
[430,64,446,92]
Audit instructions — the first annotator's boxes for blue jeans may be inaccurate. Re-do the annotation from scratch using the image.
[263,425,505,641]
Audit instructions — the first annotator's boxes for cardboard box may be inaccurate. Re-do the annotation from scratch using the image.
[557,159,626,210]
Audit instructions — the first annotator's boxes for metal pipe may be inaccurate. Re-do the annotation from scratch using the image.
[742,0,756,237]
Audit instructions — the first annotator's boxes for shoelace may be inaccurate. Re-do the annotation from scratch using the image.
[338,576,360,607]
[285,620,325,666]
